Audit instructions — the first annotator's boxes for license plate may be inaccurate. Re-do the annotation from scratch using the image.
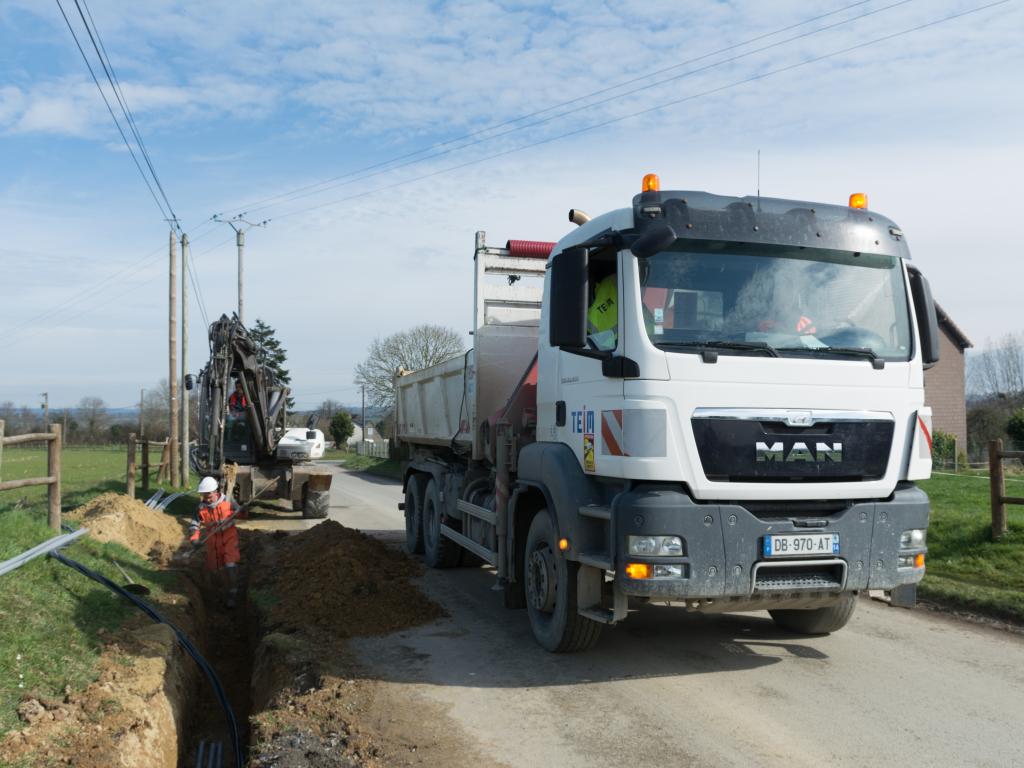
[763,532,839,558]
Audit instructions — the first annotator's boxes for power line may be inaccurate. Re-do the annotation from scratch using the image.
[220,0,884,218]
[54,0,169,222]
[74,0,179,227]
[249,0,921,219]
[266,0,1007,224]
[0,233,234,353]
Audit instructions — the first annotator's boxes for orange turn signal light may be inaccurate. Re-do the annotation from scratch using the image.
[625,563,652,579]
[915,553,925,569]
[849,192,868,209]
[642,173,661,193]
[558,538,569,551]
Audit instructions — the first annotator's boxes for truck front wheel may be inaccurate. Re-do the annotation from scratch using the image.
[769,594,857,634]
[524,511,602,653]
[404,475,425,555]
[422,479,460,568]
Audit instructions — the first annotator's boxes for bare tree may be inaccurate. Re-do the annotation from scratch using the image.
[355,325,465,407]
[78,396,108,444]
[968,333,1024,399]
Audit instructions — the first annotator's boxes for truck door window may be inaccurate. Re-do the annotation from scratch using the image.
[586,253,618,351]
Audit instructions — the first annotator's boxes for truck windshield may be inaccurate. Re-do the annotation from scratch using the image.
[637,241,912,361]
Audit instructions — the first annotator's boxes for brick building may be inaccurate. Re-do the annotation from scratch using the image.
[923,303,973,449]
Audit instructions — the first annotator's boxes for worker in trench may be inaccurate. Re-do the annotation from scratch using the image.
[189,476,243,608]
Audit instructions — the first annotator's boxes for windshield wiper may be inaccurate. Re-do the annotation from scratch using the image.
[658,340,780,359]
[777,345,885,368]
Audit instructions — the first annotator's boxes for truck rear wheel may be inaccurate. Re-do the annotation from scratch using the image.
[769,594,857,634]
[301,487,330,519]
[422,479,460,568]
[524,511,602,652]
[404,475,425,555]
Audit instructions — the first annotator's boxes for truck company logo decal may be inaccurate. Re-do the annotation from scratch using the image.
[571,407,594,434]
[755,441,843,463]
[601,410,667,458]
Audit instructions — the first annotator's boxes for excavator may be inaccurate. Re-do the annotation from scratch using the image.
[186,314,332,518]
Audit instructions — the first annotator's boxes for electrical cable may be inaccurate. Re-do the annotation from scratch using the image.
[74,0,179,227]
[0,233,234,353]
[266,0,1007,224]
[218,0,883,218]
[48,549,244,768]
[240,0,918,219]
[54,0,169,223]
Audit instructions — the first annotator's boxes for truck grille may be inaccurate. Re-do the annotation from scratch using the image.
[691,410,894,482]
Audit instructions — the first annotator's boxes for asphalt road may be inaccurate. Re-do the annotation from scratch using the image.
[325,465,1024,768]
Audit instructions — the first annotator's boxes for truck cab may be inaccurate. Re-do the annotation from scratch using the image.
[397,176,939,652]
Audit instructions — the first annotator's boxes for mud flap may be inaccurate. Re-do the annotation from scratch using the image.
[577,564,627,624]
[888,583,917,608]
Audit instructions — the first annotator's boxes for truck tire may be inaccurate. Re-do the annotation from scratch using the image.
[302,488,330,519]
[422,479,460,568]
[769,593,857,634]
[404,475,425,555]
[523,511,602,652]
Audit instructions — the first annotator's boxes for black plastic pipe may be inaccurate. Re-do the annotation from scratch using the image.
[48,550,242,768]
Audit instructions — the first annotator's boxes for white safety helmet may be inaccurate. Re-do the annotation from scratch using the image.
[197,476,219,494]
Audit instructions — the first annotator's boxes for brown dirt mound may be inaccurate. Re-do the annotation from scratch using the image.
[68,492,188,562]
[253,521,445,639]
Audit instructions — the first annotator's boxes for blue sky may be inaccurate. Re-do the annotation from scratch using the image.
[1,0,1021,409]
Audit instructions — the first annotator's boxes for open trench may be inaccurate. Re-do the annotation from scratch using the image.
[182,556,256,768]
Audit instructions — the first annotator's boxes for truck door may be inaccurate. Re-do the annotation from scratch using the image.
[540,246,625,476]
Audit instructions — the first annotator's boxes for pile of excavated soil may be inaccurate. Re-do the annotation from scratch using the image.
[68,492,188,562]
[252,521,445,639]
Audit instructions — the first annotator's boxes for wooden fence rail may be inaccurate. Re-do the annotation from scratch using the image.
[125,435,172,496]
[0,419,63,531]
[989,439,1024,541]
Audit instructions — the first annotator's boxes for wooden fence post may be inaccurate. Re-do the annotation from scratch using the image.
[157,440,170,484]
[126,433,137,498]
[141,439,150,494]
[48,424,62,531]
[990,439,1007,541]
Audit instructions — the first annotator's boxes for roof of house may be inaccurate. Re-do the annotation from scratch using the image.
[934,302,973,350]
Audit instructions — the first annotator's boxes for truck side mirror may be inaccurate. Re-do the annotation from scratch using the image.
[907,267,940,369]
[549,246,588,349]
[630,224,677,258]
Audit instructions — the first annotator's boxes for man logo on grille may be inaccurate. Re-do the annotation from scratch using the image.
[756,441,842,463]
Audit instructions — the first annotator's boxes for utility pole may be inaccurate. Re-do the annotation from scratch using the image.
[168,228,180,487]
[181,232,190,489]
[40,392,49,431]
[139,388,145,437]
[212,214,269,326]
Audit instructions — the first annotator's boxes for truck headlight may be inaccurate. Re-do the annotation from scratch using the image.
[628,535,683,556]
[899,529,926,548]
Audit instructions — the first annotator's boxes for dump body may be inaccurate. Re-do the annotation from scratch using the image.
[397,188,938,651]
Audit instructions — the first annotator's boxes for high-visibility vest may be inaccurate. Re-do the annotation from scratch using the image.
[587,275,617,333]
[189,495,240,570]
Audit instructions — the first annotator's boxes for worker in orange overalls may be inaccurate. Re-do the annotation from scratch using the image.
[190,476,242,607]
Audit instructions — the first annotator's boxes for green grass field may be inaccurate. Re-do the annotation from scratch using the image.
[0,446,187,737]
[0,508,175,735]
[334,452,403,479]
[918,471,1024,622]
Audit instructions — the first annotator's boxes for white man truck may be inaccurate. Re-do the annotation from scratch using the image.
[395,176,937,652]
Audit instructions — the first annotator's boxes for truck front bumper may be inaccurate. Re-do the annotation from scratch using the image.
[611,484,928,600]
